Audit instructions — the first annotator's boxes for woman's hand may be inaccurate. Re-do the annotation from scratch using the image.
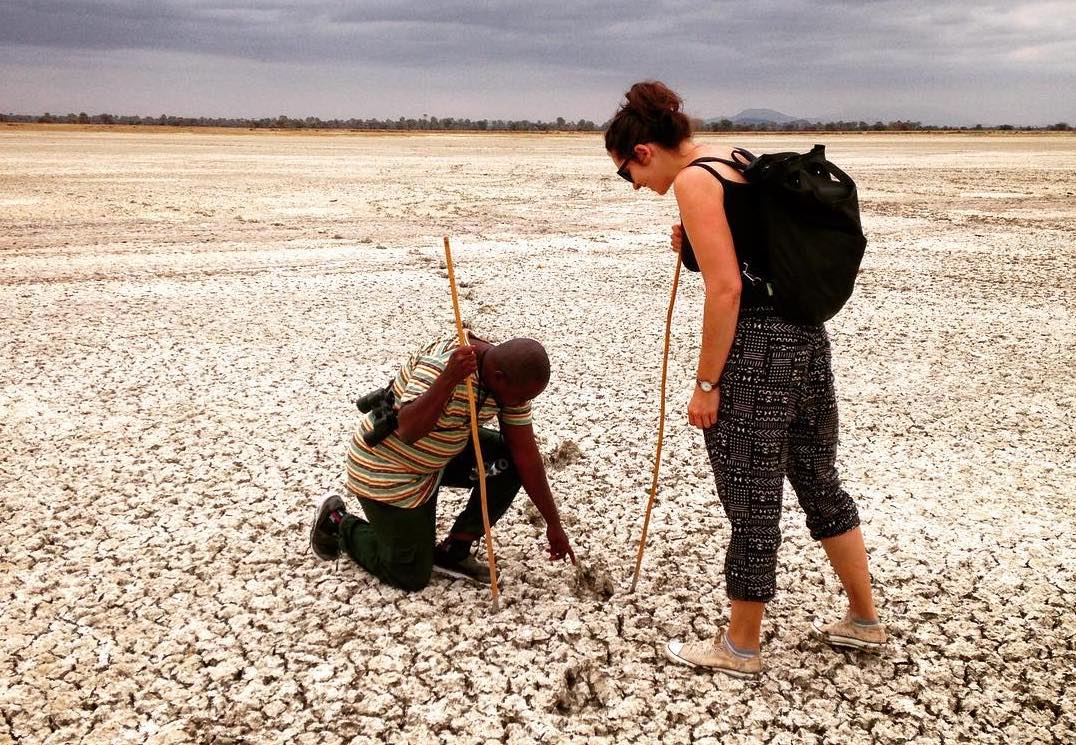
[687,385,719,429]
[444,345,478,384]
[670,223,683,254]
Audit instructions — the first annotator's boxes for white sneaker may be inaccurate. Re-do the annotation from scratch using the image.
[811,613,888,652]
[664,633,762,679]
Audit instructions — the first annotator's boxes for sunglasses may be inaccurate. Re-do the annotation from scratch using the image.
[616,156,634,183]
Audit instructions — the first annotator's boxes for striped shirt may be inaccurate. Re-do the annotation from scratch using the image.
[345,334,532,508]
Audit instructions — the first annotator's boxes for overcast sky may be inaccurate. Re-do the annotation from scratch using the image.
[2,1,1073,125]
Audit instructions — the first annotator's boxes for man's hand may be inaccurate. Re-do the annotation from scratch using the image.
[395,345,477,443]
[671,223,683,254]
[546,523,576,564]
[444,345,477,384]
[687,386,719,429]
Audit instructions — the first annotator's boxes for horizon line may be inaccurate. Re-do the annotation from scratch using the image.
[3,112,1072,132]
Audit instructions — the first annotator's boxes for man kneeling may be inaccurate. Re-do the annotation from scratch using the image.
[310,332,576,590]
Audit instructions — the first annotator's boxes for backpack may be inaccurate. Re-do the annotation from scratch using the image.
[682,144,867,325]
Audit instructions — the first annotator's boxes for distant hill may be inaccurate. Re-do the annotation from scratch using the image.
[707,109,817,125]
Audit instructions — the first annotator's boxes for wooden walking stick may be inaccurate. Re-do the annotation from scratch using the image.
[443,236,501,612]
[629,254,683,593]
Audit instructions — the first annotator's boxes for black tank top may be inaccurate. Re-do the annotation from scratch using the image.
[685,157,771,308]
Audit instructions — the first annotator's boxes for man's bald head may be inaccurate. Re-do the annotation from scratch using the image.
[484,338,550,405]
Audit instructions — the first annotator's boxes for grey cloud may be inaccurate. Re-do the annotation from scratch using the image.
[1,0,1073,122]
[5,1,1073,70]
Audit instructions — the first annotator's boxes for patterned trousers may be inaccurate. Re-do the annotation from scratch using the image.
[704,307,861,602]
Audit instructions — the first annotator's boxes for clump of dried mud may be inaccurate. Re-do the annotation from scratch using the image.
[546,440,584,470]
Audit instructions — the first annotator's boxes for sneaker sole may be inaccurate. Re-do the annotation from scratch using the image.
[810,620,886,651]
[662,643,760,679]
[310,493,344,562]
[431,563,491,586]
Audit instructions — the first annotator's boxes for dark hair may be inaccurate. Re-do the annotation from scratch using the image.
[604,80,692,159]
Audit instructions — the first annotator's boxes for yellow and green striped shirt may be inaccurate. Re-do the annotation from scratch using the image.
[346,334,532,508]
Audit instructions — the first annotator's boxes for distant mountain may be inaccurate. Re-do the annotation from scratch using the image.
[735,109,803,124]
[707,109,818,125]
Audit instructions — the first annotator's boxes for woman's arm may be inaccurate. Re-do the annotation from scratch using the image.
[673,166,742,428]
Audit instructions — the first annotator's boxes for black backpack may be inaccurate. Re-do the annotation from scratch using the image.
[682,144,867,325]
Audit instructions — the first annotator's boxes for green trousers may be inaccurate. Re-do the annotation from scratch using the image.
[339,428,520,591]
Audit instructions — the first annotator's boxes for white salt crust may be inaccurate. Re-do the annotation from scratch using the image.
[1,130,1073,744]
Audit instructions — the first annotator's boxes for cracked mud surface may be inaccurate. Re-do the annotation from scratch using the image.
[2,129,1074,744]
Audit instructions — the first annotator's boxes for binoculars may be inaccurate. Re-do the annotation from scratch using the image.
[355,385,398,446]
[469,458,510,482]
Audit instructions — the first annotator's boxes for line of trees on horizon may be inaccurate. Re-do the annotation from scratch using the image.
[2,111,1072,132]
[1,112,600,132]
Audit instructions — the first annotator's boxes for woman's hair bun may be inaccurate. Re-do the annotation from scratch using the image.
[625,81,683,119]
[605,80,692,156]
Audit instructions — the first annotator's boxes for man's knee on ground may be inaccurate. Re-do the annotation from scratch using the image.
[385,561,433,592]
[382,544,434,592]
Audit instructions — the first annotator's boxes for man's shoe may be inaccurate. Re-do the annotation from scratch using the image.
[664,633,762,679]
[811,613,888,652]
[309,493,345,561]
[432,539,491,585]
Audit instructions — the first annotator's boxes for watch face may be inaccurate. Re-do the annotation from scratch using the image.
[699,380,714,392]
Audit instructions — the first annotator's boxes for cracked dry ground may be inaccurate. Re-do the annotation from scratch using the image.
[1,129,1074,744]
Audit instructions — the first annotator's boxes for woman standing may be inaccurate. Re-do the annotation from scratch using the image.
[605,81,885,678]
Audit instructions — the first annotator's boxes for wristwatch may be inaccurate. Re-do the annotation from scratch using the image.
[697,379,718,392]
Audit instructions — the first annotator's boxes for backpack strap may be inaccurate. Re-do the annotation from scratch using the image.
[688,160,731,184]
[687,148,757,183]
[690,148,756,170]
[731,147,756,165]
[690,156,742,170]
